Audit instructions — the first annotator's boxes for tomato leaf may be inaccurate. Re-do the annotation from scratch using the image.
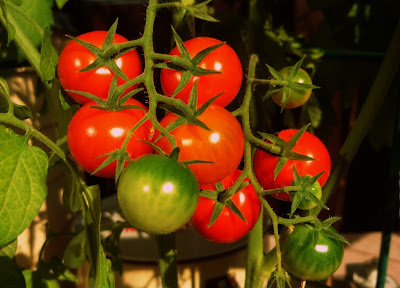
[0,126,48,247]
[40,27,59,81]
[64,89,107,106]
[0,239,17,259]
[63,230,86,269]
[7,0,54,62]
[0,1,16,45]
[63,170,82,213]
[208,201,225,227]
[225,199,247,224]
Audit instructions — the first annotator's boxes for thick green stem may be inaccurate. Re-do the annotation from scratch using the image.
[156,233,179,288]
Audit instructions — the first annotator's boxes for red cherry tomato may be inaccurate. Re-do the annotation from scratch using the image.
[156,104,244,185]
[67,99,153,178]
[58,31,142,104]
[191,169,261,243]
[253,129,331,201]
[160,37,243,107]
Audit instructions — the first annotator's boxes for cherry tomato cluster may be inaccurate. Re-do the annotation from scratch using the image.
[59,27,343,281]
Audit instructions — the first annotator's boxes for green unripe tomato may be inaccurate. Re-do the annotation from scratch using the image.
[280,224,344,281]
[290,175,323,210]
[270,67,313,109]
[117,154,199,234]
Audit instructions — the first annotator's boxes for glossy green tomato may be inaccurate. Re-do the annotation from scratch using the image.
[117,154,199,234]
[270,67,312,109]
[280,224,344,281]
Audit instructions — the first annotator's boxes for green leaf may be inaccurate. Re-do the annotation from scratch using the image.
[55,0,69,9]
[8,0,55,62]
[62,171,82,213]
[0,256,26,288]
[0,78,10,99]
[0,126,48,247]
[0,1,16,45]
[0,78,32,119]
[63,230,86,269]
[320,228,349,245]
[40,27,58,81]
[0,239,17,259]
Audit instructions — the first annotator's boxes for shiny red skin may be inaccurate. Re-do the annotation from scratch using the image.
[253,129,331,201]
[160,37,243,107]
[67,99,153,178]
[156,104,244,185]
[58,31,142,104]
[191,169,261,243]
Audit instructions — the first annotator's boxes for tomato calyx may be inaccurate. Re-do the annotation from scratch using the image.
[67,19,135,80]
[300,217,349,246]
[199,180,249,227]
[154,26,224,97]
[263,56,320,112]
[258,124,315,180]
[288,166,328,216]
[64,19,144,109]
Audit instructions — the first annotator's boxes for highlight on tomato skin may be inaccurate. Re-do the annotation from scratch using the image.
[160,36,243,107]
[191,169,261,244]
[155,104,245,185]
[57,31,142,104]
[66,98,153,178]
[253,129,331,201]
